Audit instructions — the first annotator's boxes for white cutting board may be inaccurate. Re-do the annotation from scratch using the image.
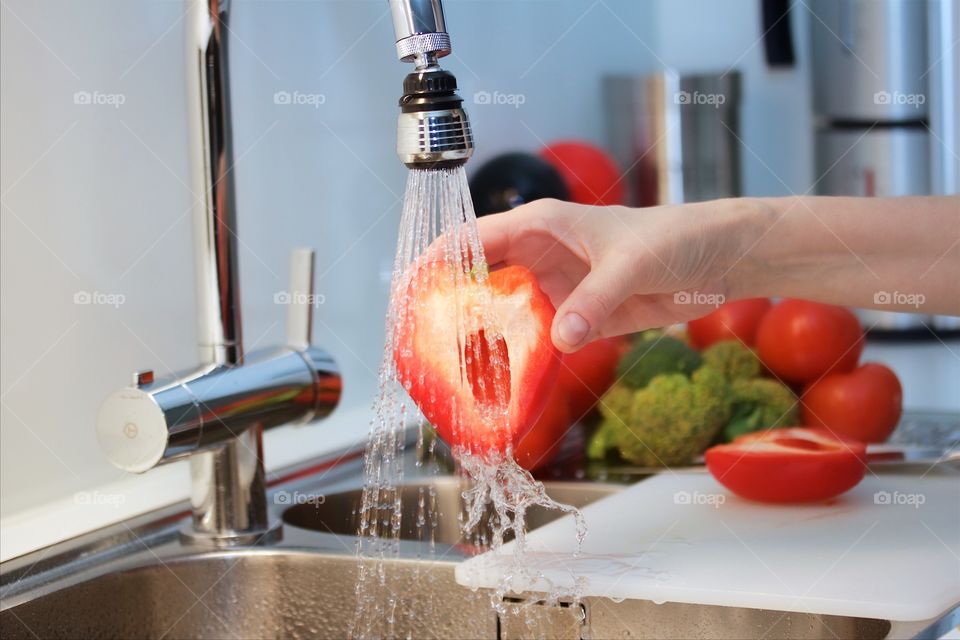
[456,472,960,623]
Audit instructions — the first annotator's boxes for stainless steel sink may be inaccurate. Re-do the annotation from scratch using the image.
[1,551,495,640]
[0,547,897,640]
[0,460,611,640]
[0,544,896,640]
[1,444,952,639]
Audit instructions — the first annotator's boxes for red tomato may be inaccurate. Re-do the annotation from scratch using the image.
[755,299,864,384]
[395,263,560,457]
[687,298,773,349]
[705,428,867,503]
[801,363,902,443]
[540,141,625,206]
[514,385,571,471]
[556,336,630,421]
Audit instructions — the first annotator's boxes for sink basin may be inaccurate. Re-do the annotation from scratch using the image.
[0,548,896,640]
[282,478,618,546]
[0,550,495,640]
[0,475,613,640]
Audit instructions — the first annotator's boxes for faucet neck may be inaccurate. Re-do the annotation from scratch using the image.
[190,0,243,368]
[185,0,270,544]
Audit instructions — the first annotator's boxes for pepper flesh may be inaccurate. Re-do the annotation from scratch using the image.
[395,262,560,457]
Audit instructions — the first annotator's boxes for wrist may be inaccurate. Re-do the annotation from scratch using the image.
[716,197,782,301]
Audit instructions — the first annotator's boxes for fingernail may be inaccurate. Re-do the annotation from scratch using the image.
[558,312,589,348]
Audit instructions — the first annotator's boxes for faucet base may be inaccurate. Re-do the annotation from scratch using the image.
[179,519,282,548]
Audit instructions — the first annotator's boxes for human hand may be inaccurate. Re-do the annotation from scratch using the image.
[477,198,759,352]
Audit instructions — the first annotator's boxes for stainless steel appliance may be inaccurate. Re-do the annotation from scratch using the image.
[814,127,930,198]
[809,0,936,332]
[810,0,929,124]
[603,72,742,206]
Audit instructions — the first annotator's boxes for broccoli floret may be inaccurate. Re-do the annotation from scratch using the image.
[604,367,731,467]
[598,383,635,421]
[589,385,634,459]
[721,377,798,441]
[586,419,622,460]
[631,329,668,344]
[616,334,703,390]
[590,382,636,458]
[701,340,762,381]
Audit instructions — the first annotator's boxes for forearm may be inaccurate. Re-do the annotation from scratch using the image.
[727,196,960,315]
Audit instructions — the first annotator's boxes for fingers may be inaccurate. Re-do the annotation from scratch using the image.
[476,199,569,266]
[475,208,521,266]
[597,294,705,338]
[552,257,634,353]
[476,199,637,352]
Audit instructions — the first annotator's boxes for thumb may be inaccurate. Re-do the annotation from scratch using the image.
[552,261,632,352]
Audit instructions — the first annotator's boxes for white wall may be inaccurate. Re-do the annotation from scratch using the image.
[1,0,956,559]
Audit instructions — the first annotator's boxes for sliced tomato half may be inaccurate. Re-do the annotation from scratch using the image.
[705,428,867,503]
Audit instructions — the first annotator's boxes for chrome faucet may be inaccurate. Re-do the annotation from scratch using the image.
[96,0,340,546]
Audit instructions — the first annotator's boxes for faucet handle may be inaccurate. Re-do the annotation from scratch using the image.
[286,248,316,350]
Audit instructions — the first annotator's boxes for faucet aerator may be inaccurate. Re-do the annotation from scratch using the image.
[389,0,474,168]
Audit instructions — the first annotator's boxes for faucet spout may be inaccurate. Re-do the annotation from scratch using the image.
[388,0,474,169]
[190,0,242,367]
[388,0,451,65]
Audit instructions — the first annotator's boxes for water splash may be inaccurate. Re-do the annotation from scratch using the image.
[350,167,586,639]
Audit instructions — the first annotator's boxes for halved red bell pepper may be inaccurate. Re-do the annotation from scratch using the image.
[705,428,867,503]
[394,261,561,457]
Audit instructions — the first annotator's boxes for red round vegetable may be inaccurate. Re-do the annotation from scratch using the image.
[540,141,625,206]
[687,298,773,349]
[801,363,902,443]
[755,299,863,384]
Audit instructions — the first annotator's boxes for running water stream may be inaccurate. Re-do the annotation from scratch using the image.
[350,167,587,640]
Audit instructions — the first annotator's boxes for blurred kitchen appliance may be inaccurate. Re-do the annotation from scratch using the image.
[810,0,930,197]
[809,0,950,333]
[468,152,570,216]
[927,0,960,334]
[927,0,960,196]
[603,72,742,206]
